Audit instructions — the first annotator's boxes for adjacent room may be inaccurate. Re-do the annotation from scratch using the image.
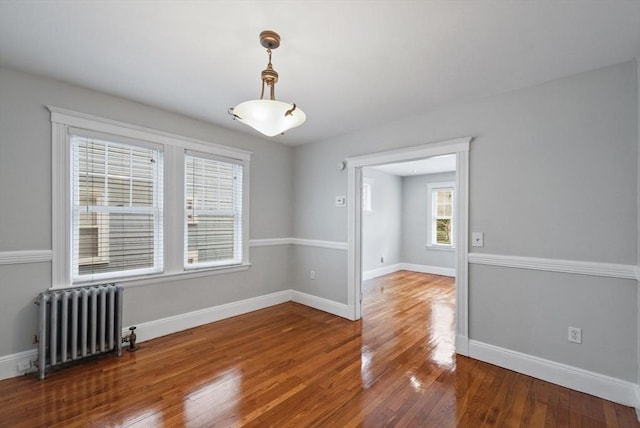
[1,1,639,426]
[361,155,458,282]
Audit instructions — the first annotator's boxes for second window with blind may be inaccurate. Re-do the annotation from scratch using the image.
[184,152,244,269]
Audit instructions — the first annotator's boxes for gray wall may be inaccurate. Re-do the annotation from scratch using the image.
[401,172,456,269]
[469,265,637,381]
[0,66,294,357]
[292,61,638,381]
[361,168,402,272]
[291,246,348,304]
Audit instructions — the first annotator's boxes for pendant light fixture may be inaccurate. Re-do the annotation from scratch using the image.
[229,30,306,137]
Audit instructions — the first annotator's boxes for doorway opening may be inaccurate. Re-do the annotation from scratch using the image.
[359,156,458,366]
[345,137,471,355]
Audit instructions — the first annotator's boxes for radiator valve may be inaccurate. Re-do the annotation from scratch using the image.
[123,326,138,352]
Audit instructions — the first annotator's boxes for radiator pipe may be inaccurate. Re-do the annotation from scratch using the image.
[36,294,47,379]
[122,326,138,352]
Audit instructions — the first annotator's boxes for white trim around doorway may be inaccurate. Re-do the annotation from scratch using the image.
[345,136,472,356]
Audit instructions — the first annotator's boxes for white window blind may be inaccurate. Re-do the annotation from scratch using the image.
[71,136,164,282]
[184,152,243,268]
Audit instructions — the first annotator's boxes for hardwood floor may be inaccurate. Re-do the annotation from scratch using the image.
[1,271,638,427]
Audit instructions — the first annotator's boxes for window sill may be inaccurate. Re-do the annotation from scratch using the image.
[59,263,252,290]
[425,244,455,252]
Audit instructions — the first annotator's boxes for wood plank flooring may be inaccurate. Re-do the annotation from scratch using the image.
[0,271,638,427]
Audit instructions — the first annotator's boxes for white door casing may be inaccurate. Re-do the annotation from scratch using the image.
[345,136,472,355]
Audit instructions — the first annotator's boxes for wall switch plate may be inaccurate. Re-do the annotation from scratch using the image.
[472,232,484,247]
[335,195,346,207]
[568,326,582,343]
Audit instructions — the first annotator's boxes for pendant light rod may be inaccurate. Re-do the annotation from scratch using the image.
[259,31,280,101]
[260,47,278,101]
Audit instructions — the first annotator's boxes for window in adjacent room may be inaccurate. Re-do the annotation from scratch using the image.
[427,182,455,248]
[362,180,372,212]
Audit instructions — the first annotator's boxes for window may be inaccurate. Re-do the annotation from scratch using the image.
[72,136,163,281]
[184,153,244,268]
[427,182,455,248]
[434,189,453,244]
[362,181,372,212]
[51,107,251,288]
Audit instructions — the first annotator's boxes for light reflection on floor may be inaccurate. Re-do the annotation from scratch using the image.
[360,273,457,397]
[122,408,163,427]
[360,346,375,389]
[429,301,455,368]
[409,374,423,392]
[185,367,242,424]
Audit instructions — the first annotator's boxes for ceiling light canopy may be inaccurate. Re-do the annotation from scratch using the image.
[229,30,306,137]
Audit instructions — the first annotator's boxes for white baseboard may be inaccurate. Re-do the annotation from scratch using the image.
[455,335,470,356]
[290,290,353,320]
[0,349,38,380]
[469,340,638,408]
[362,263,455,280]
[400,263,455,277]
[362,263,402,280]
[130,290,292,344]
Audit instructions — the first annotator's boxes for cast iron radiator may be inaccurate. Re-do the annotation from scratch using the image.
[35,283,123,379]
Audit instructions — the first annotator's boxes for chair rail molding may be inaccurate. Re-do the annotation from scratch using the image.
[249,238,348,251]
[0,250,53,265]
[468,253,637,280]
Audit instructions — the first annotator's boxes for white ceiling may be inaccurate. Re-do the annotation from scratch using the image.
[0,1,638,145]
[371,155,456,177]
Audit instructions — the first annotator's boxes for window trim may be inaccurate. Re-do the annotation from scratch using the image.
[426,181,456,250]
[50,106,252,289]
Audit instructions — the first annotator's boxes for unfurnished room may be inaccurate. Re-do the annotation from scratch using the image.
[1,1,640,426]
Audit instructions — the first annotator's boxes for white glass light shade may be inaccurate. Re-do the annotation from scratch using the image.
[233,100,306,137]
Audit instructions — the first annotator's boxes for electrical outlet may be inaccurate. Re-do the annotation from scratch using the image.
[310,270,316,280]
[32,334,38,344]
[568,326,582,344]
[380,256,384,263]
